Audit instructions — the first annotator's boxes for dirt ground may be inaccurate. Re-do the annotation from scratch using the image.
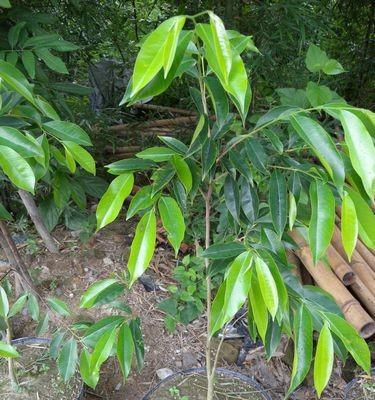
[1,220,363,399]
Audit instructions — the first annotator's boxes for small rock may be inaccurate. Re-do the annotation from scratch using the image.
[156,368,174,380]
[138,275,160,292]
[115,382,122,391]
[182,351,198,369]
[84,267,89,272]
[69,293,74,298]
[103,257,113,266]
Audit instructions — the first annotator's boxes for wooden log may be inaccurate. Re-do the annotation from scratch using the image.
[350,278,375,317]
[104,145,140,154]
[131,103,196,116]
[356,239,375,272]
[289,230,375,338]
[332,225,375,294]
[326,245,355,285]
[109,116,198,132]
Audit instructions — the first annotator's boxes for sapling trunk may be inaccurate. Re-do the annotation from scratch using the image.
[18,189,59,253]
[5,318,18,391]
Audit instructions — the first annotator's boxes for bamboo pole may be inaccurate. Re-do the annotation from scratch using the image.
[355,240,375,272]
[289,230,375,338]
[109,116,198,131]
[131,103,196,116]
[332,225,375,294]
[326,245,355,285]
[350,278,375,317]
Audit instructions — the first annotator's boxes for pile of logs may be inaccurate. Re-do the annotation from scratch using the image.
[290,212,375,339]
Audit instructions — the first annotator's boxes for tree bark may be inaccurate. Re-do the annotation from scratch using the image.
[18,189,59,253]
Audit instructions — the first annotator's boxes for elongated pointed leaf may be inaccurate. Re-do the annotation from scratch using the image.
[241,180,258,225]
[0,127,43,158]
[58,338,78,381]
[136,146,177,162]
[224,175,240,223]
[80,349,99,389]
[8,293,28,317]
[117,323,134,379]
[0,341,19,358]
[309,181,335,264]
[128,210,156,286]
[96,173,134,230]
[127,186,155,220]
[129,317,144,371]
[205,75,229,125]
[249,274,268,342]
[202,138,218,179]
[82,316,125,348]
[90,328,117,371]
[47,297,70,316]
[341,192,358,261]
[80,278,119,308]
[287,304,313,396]
[0,287,9,317]
[163,17,186,78]
[245,138,268,174]
[158,196,185,256]
[0,145,35,192]
[340,110,375,199]
[269,171,287,237]
[314,322,334,398]
[43,121,92,146]
[291,115,344,191]
[255,257,278,318]
[62,141,96,175]
[289,191,297,231]
[171,155,192,193]
[201,242,246,259]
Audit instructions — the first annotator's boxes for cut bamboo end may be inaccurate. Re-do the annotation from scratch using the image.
[326,245,355,286]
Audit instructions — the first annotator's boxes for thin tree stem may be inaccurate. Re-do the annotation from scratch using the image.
[6,318,18,390]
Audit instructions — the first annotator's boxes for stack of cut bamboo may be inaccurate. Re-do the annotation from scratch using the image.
[290,212,375,339]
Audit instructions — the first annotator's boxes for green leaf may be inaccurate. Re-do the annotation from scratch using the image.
[131,17,184,95]
[127,186,155,220]
[263,128,283,154]
[51,82,93,96]
[50,331,65,360]
[341,192,358,261]
[36,313,50,336]
[136,146,177,162]
[287,304,313,396]
[309,181,335,264]
[346,187,375,249]
[47,298,71,317]
[202,138,218,179]
[211,251,253,334]
[96,173,134,230]
[323,312,370,373]
[249,274,268,342]
[39,195,61,230]
[269,171,287,237]
[8,293,28,317]
[58,338,78,381]
[255,257,278,318]
[80,349,99,389]
[129,318,144,371]
[209,12,232,84]
[241,180,259,225]
[158,137,188,155]
[201,242,246,259]
[106,158,156,174]
[289,192,297,231]
[305,44,329,73]
[82,316,125,348]
[27,293,39,321]
[0,286,9,317]
[0,202,12,221]
[306,82,333,107]
[8,22,26,48]
[205,74,229,126]
[35,48,68,74]
[128,210,156,286]
[0,60,36,106]
[291,115,345,190]
[171,155,192,193]
[80,278,119,308]
[151,166,175,196]
[64,145,76,173]
[224,175,241,223]
[0,145,35,192]
[265,320,282,360]
[0,127,43,158]
[245,138,268,175]
[0,341,19,358]
[340,110,375,199]
[163,16,186,78]
[314,322,334,398]
[277,88,308,108]
[117,323,134,379]
[0,0,11,8]
[43,121,92,146]
[322,59,345,75]
[158,196,185,256]
[62,141,96,174]
[90,327,117,372]
[35,97,60,120]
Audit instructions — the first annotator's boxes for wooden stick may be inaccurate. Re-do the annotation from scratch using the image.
[332,225,375,294]
[355,240,375,272]
[326,245,355,285]
[109,116,198,131]
[289,230,375,338]
[350,277,375,317]
[131,103,196,116]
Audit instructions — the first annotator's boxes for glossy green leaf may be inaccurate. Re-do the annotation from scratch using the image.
[0,145,35,192]
[36,313,50,336]
[241,180,259,225]
[90,328,117,372]
[202,138,218,179]
[80,349,99,389]
[43,121,92,146]
[201,242,246,259]
[265,320,282,360]
[0,287,9,317]
[47,298,71,317]
[159,137,188,155]
[0,0,11,8]
[128,210,156,286]
[58,338,78,381]
[306,82,333,107]
[136,146,177,162]
[0,341,19,358]
[291,115,344,190]
[289,191,297,231]
[50,331,65,360]
[96,173,134,230]
[249,273,268,342]
[117,323,134,379]
[64,145,76,173]
[255,257,278,318]
[323,312,370,373]
[27,293,39,321]
[322,59,345,75]
[341,192,358,261]
[263,128,283,154]
[205,75,229,125]
[82,316,125,348]
[158,196,185,256]
[127,186,155,220]
[211,251,253,334]
[314,322,334,398]
[106,158,156,174]
[287,304,313,396]
[151,166,175,196]
[224,175,241,223]
[171,155,192,193]
[0,202,12,221]
[340,110,375,199]
[163,17,186,78]
[62,141,96,175]
[305,44,329,73]
[129,317,144,371]
[309,181,335,264]
[269,171,287,237]
[80,278,119,308]
[245,138,268,175]
[35,48,68,74]
[8,293,28,317]
[8,22,25,48]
